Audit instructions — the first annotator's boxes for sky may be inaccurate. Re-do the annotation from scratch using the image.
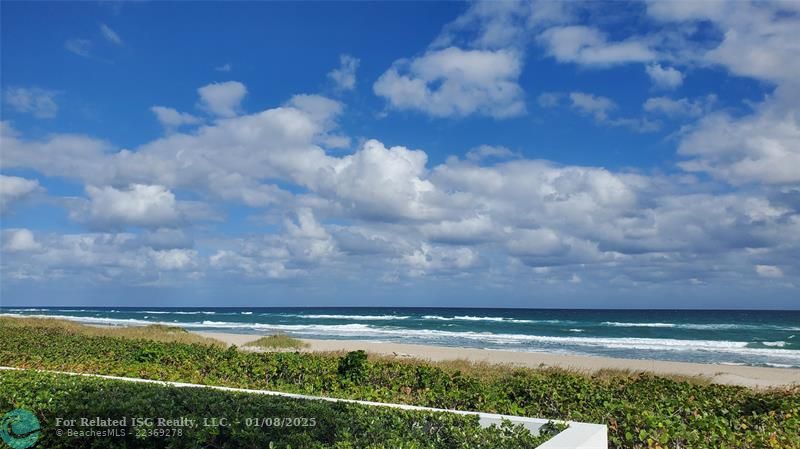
[1,1,799,309]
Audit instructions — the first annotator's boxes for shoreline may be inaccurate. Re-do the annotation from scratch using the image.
[196,331,800,389]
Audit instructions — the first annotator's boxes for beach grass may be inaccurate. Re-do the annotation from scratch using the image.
[0,316,224,346]
[244,333,309,349]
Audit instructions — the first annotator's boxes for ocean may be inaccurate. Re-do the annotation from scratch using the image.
[3,307,799,368]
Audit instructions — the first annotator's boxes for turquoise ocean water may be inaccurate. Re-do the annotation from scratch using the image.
[2,308,799,368]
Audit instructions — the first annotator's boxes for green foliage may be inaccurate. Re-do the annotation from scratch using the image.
[244,334,308,350]
[338,350,368,383]
[1,321,798,449]
[0,370,552,449]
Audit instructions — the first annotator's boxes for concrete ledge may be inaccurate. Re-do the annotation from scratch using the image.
[0,366,607,448]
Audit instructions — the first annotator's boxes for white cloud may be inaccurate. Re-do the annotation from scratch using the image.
[150,106,203,129]
[402,244,480,277]
[197,81,247,117]
[538,26,655,66]
[0,175,41,213]
[432,0,535,50]
[678,87,800,184]
[150,249,197,270]
[327,54,360,91]
[65,39,91,57]
[374,47,525,118]
[420,215,496,244]
[3,79,799,291]
[538,91,660,133]
[99,23,122,45]
[318,139,437,221]
[643,96,712,117]
[646,64,683,90]
[569,92,616,121]
[756,264,783,278]
[4,87,58,118]
[84,184,181,229]
[215,63,232,72]
[465,145,517,162]
[2,229,41,253]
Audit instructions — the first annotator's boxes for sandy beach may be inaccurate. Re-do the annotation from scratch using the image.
[196,331,800,389]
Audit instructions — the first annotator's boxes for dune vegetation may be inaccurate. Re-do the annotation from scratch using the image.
[0,317,798,448]
[0,369,557,449]
[244,333,309,350]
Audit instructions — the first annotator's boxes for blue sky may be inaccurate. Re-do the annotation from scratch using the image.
[1,1,799,308]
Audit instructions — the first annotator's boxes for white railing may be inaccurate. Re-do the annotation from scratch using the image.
[0,366,608,448]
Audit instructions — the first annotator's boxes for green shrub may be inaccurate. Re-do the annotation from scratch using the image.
[338,350,368,383]
[0,370,554,449]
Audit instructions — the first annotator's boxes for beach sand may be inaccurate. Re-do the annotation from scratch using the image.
[196,331,800,389]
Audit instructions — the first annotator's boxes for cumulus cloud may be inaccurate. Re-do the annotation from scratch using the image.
[150,106,203,130]
[150,248,197,270]
[644,1,800,187]
[327,54,360,91]
[647,1,800,85]
[318,139,437,221]
[4,87,58,118]
[197,81,247,117]
[83,184,182,229]
[2,75,798,293]
[569,92,616,121]
[374,47,525,118]
[2,229,41,253]
[1,231,203,284]
[402,244,480,277]
[678,87,800,184]
[538,26,655,66]
[0,175,41,214]
[646,64,683,89]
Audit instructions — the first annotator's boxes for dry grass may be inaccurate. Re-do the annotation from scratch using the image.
[358,350,715,386]
[0,316,224,346]
[244,334,308,350]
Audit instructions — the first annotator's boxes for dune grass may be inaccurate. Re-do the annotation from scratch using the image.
[0,316,224,346]
[244,333,309,349]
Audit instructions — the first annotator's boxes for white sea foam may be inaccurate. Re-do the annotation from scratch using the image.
[1,313,156,327]
[569,328,585,333]
[764,362,795,368]
[421,315,541,324]
[603,322,675,328]
[142,311,218,315]
[602,321,800,331]
[762,341,787,347]
[294,314,410,320]
[4,313,798,363]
